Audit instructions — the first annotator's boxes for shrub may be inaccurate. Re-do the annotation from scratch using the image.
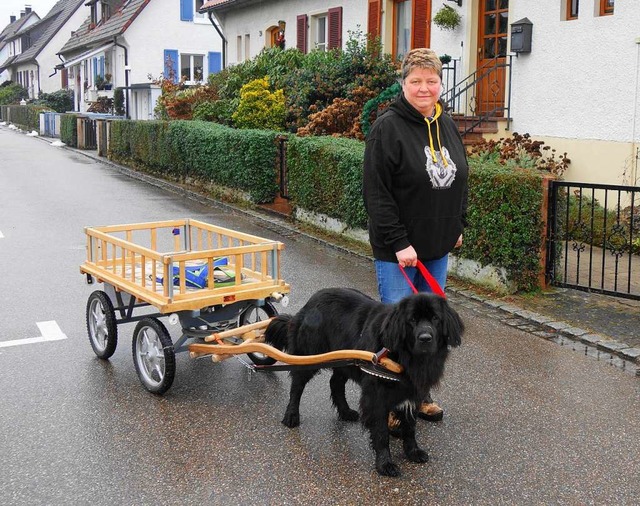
[87,96,113,114]
[287,136,367,228]
[460,166,546,291]
[60,114,78,147]
[232,77,285,130]
[360,82,401,136]
[114,87,125,116]
[0,83,28,105]
[467,132,570,176]
[36,89,73,113]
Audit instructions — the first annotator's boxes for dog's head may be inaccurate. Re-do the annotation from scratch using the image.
[380,293,464,357]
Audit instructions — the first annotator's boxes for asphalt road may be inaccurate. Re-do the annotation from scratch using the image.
[1,126,640,505]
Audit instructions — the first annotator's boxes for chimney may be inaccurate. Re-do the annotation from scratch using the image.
[25,6,32,14]
[20,10,25,18]
[10,15,16,23]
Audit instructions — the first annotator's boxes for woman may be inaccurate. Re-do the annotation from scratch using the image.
[362,48,468,424]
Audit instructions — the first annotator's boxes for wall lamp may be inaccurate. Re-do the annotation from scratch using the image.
[447,0,462,6]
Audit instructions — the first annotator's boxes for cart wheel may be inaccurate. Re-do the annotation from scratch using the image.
[241,301,279,366]
[86,290,118,359]
[132,317,176,394]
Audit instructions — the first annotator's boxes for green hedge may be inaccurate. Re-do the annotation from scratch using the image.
[60,114,78,147]
[1,104,50,130]
[108,120,280,203]
[460,166,545,291]
[287,136,367,229]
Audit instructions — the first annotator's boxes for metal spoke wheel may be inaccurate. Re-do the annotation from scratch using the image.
[241,301,278,366]
[132,317,175,394]
[86,290,118,359]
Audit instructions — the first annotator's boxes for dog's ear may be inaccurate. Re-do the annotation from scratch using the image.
[439,299,464,348]
[378,306,405,351]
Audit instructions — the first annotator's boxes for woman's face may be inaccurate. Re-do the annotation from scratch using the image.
[402,67,442,117]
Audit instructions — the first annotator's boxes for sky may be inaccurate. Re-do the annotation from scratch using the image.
[0,0,59,29]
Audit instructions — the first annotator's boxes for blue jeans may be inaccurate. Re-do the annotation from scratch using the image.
[374,254,448,304]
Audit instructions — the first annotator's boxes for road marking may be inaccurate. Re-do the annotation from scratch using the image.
[0,321,67,348]
[0,230,4,238]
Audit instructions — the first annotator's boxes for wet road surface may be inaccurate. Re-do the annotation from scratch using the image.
[1,127,640,505]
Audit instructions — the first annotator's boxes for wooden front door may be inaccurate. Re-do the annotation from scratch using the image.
[476,0,509,116]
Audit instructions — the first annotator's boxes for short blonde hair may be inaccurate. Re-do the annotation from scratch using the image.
[401,48,442,81]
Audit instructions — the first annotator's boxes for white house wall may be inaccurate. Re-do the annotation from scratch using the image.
[123,0,221,86]
[217,0,367,65]
[508,1,640,184]
[36,5,91,95]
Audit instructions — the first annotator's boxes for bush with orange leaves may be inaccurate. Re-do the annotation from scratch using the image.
[153,74,218,120]
[296,86,377,140]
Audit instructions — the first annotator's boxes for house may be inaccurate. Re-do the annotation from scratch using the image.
[0,6,41,83]
[201,0,638,187]
[57,0,222,120]
[0,0,89,99]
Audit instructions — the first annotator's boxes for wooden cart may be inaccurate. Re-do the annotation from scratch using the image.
[80,219,291,393]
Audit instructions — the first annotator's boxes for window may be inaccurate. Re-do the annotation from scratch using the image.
[600,0,614,16]
[237,35,243,61]
[195,0,205,20]
[101,1,111,23]
[90,1,98,25]
[313,15,327,51]
[180,54,204,82]
[395,0,412,60]
[566,0,579,20]
[245,34,250,61]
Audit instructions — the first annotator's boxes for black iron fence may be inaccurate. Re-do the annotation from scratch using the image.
[546,181,639,300]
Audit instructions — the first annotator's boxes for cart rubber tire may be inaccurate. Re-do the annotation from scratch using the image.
[132,317,176,395]
[241,301,279,366]
[86,290,118,359]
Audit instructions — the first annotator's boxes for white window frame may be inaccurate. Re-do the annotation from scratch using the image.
[244,34,250,61]
[311,13,328,51]
[194,0,208,24]
[180,53,205,84]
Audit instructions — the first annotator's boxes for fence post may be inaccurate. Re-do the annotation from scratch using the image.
[539,175,556,289]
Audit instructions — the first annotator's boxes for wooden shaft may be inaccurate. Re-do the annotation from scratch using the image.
[187,342,403,374]
[204,318,273,342]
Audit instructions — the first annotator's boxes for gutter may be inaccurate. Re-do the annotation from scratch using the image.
[207,11,227,69]
[113,37,129,119]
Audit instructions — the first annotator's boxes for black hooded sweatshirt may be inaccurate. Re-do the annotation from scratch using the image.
[363,93,468,262]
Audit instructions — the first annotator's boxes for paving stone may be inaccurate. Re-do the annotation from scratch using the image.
[580,333,604,345]
[545,321,572,331]
[532,331,557,339]
[560,326,590,337]
[597,340,632,352]
[619,347,640,362]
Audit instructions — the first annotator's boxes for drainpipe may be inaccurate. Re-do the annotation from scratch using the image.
[35,62,41,98]
[207,11,227,68]
[113,37,129,118]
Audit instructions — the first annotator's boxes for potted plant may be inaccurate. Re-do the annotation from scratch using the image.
[433,5,462,31]
[95,75,105,90]
[103,73,113,90]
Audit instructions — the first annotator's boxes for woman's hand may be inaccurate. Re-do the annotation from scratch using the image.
[396,245,417,267]
[455,234,463,248]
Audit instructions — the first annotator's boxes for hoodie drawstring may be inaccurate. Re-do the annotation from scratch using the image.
[424,102,448,167]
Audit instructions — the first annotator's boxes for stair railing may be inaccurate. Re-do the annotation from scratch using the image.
[441,55,513,137]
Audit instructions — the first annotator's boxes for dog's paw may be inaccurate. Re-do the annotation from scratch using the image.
[281,412,300,428]
[376,460,401,477]
[406,447,429,463]
[338,408,359,422]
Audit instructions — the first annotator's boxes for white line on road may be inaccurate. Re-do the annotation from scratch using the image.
[0,321,68,348]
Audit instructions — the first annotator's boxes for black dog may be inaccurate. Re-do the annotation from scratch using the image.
[264,287,463,477]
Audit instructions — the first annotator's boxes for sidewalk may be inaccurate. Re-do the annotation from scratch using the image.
[24,133,640,376]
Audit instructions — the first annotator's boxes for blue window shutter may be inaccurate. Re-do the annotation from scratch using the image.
[93,57,97,78]
[208,52,221,74]
[164,49,179,83]
[180,0,193,21]
[99,56,104,78]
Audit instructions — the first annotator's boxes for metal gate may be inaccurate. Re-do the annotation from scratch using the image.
[546,181,639,300]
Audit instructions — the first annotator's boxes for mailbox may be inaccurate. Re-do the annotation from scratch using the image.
[511,17,533,53]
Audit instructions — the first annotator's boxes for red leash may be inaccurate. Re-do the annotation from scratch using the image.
[398,260,446,299]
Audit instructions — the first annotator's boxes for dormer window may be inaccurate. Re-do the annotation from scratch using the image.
[101,2,111,22]
[90,1,98,26]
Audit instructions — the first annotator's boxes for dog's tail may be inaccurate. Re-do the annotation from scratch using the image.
[264,314,293,352]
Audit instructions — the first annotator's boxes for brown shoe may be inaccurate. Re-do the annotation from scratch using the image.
[388,411,402,437]
[417,402,444,421]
